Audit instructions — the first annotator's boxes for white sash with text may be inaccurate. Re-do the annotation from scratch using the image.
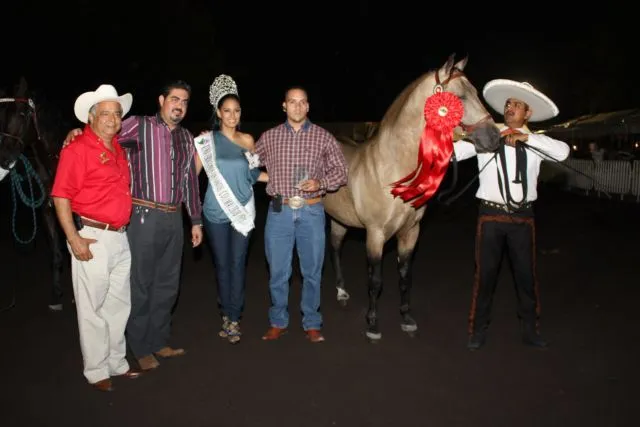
[194,132,255,237]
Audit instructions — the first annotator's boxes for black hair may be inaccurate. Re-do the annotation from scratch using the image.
[211,93,241,130]
[284,85,308,101]
[161,80,192,98]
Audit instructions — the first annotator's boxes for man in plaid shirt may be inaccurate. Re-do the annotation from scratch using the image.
[255,86,348,343]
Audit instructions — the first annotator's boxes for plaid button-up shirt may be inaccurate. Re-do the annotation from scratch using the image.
[255,120,348,198]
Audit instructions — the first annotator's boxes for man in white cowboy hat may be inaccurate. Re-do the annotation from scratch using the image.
[52,84,141,391]
[63,80,203,372]
[453,79,570,350]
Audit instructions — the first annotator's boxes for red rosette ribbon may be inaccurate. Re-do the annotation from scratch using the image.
[390,91,464,208]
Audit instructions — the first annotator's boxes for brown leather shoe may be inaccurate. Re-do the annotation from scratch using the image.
[138,354,160,371]
[305,329,325,343]
[91,378,113,392]
[114,368,142,379]
[262,326,287,340]
[154,346,186,358]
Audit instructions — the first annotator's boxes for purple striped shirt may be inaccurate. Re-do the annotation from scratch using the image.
[119,114,202,225]
[255,121,348,198]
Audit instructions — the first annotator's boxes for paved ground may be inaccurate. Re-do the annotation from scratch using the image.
[1,179,638,427]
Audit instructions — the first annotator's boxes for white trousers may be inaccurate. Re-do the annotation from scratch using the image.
[68,226,132,384]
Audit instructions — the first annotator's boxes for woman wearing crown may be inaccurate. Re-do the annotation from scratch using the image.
[194,75,268,344]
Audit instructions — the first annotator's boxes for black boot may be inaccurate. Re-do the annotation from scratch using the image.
[467,327,487,351]
[521,321,548,349]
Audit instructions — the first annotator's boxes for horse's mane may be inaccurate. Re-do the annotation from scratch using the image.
[34,100,66,152]
[377,69,435,132]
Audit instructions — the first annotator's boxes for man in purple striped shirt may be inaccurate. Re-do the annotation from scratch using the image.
[256,86,348,343]
[63,81,203,371]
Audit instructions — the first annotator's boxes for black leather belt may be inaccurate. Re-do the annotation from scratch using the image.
[132,197,178,212]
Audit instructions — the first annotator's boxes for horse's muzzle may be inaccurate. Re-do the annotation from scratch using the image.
[467,123,501,153]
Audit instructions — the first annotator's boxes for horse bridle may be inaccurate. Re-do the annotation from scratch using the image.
[0,97,59,172]
[0,97,42,146]
[433,67,492,134]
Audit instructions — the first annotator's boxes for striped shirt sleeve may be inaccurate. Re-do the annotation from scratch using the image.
[181,131,202,225]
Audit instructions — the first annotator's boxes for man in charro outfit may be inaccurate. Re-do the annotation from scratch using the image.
[453,79,570,350]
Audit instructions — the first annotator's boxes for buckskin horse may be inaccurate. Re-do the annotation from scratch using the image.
[0,77,66,311]
[323,55,500,342]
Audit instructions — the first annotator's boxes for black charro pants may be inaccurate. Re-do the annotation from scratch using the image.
[126,206,184,358]
[468,204,541,335]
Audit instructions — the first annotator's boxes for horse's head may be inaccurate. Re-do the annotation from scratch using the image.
[0,101,34,170]
[0,78,63,188]
[378,55,502,207]
[0,78,36,169]
[432,54,500,151]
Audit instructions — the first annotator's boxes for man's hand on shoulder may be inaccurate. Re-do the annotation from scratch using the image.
[239,132,255,152]
[63,128,83,148]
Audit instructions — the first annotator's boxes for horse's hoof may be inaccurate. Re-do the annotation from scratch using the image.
[365,331,382,343]
[336,288,350,308]
[401,323,418,333]
[48,303,63,312]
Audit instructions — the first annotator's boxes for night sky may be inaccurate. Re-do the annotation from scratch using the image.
[3,1,635,129]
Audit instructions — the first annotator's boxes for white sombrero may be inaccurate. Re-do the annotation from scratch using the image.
[483,79,559,122]
[73,84,133,123]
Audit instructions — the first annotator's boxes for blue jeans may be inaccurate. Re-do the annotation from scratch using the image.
[203,217,251,322]
[264,201,326,330]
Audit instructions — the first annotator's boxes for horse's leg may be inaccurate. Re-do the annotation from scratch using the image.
[329,219,349,307]
[30,147,64,311]
[397,223,420,337]
[365,230,385,343]
[43,200,64,310]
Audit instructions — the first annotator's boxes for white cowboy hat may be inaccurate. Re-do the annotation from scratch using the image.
[73,84,133,123]
[482,79,559,122]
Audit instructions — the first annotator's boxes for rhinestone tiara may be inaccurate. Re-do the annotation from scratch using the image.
[209,74,239,108]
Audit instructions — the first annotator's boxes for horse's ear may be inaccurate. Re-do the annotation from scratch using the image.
[454,55,468,71]
[16,76,28,96]
[442,53,456,74]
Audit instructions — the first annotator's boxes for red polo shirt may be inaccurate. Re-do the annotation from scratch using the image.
[51,125,132,228]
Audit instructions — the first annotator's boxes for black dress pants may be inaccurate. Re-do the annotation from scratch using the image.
[468,204,540,335]
[126,206,184,358]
